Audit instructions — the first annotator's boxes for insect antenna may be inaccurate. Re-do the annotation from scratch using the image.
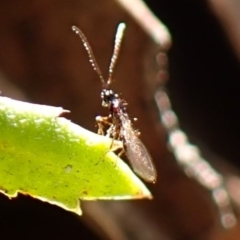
[107,23,126,85]
[72,25,106,87]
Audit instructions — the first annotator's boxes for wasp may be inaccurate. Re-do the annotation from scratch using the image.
[72,23,157,182]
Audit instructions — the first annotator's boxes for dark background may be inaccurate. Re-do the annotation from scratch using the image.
[147,0,240,167]
[0,0,240,239]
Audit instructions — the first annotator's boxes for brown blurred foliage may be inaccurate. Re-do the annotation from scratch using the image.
[1,0,240,240]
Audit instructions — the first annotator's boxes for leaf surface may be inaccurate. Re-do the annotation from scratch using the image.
[0,97,151,214]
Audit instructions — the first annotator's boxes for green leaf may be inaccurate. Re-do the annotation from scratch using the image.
[0,96,151,215]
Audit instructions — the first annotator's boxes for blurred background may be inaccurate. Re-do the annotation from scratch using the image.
[0,0,240,239]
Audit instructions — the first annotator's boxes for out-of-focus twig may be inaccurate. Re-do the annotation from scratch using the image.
[154,56,237,228]
[115,0,171,49]
[208,0,240,61]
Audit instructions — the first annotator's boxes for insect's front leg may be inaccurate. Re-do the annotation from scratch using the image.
[95,115,112,135]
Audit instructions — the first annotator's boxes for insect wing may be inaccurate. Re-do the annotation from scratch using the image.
[120,114,157,182]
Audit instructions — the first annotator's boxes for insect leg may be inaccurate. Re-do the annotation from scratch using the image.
[96,116,124,153]
[117,147,125,157]
[95,116,111,135]
[95,116,118,150]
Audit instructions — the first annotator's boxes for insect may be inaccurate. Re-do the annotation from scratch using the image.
[72,23,157,183]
